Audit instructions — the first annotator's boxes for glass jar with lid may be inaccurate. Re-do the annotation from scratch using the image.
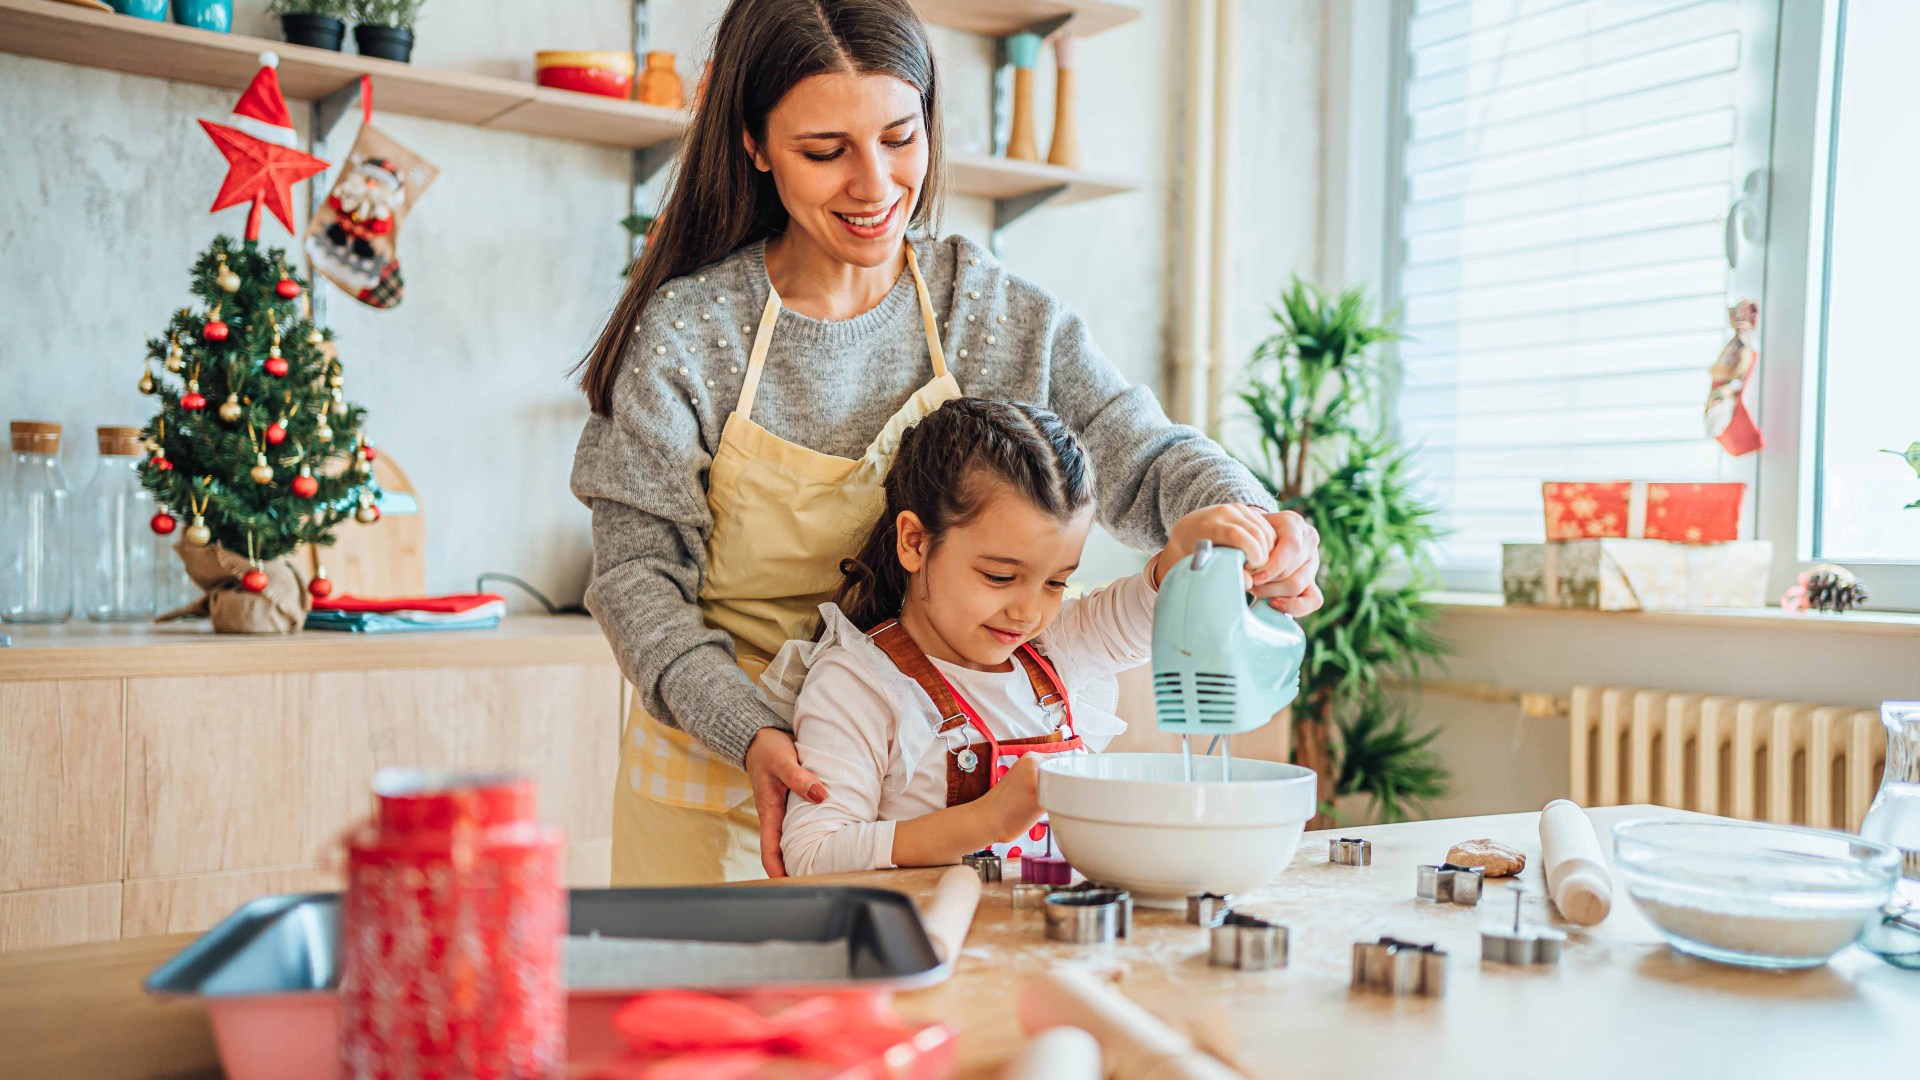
[1,420,73,623]
[78,425,159,622]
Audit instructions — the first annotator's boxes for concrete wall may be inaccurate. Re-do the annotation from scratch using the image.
[1,0,1329,601]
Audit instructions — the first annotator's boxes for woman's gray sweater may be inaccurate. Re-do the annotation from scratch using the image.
[570,233,1274,769]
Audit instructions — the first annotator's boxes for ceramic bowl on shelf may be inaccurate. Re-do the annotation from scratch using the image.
[535,50,636,99]
[1037,753,1317,908]
[1612,819,1900,969]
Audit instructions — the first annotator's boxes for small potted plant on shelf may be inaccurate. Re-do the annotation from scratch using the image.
[270,0,351,52]
[351,0,424,64]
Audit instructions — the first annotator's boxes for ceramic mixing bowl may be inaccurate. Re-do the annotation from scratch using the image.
[1037,753,1317,907]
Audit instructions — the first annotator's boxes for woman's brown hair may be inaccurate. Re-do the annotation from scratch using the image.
[576,0,945,416]
[834,398,1095,630]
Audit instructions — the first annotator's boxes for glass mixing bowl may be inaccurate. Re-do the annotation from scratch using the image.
[1612,819,1900,969]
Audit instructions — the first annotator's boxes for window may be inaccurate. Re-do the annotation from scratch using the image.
[1382,0,1780,589]
[1809,0,1920,568]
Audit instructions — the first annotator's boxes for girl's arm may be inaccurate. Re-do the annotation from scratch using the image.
[891,755,1042,867]
[1043,571,1159,679]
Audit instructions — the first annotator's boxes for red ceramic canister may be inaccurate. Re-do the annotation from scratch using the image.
[340,769,566,1079]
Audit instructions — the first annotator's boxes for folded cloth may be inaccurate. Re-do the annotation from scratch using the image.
[312,592,506,614]
[305,610,503,633]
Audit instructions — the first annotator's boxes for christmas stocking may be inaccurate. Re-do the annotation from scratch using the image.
[305,115,438,309]
[1705,299,1763,456]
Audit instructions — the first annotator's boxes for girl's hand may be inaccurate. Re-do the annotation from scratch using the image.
[1153,504,1279,590]
[973,755,1044,843]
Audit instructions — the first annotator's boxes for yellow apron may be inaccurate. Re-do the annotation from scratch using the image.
[613,244,960,885]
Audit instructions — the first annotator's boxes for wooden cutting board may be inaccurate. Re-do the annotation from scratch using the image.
[301,452,426,597]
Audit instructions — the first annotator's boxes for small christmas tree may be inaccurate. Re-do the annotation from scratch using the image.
[137,52,378,628]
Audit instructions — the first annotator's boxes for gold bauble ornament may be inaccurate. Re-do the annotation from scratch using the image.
[185,516,211,547]
[328,373,343,389]
[332,397,348,418]
[314,419,334,443]
[138,368,156,395]
[215,254,240,293]
[249,453,274,485]
[307,327,324,346]
[165,337,184,373]
[218,394,242,423]
[355,501,380,524]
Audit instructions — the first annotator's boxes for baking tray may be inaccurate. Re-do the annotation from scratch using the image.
[145,886,947,1080]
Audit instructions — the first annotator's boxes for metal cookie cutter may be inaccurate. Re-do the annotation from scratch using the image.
[1012,883,1055,910]
[1209,913,1287,971]
[1058,880,1132,938]
[1416,862,1484,905]
[1351,936,1447,997]
[1043,887,1128,944]
[1481,892,1565,967]
[962,850,1002,883]
[1186,892,1234,927]
[1330,837,1373,866]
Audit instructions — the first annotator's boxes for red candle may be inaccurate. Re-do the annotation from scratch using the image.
[339,770,565,1079]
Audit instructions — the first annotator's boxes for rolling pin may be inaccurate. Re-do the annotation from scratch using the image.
[922,865,983,967]
[1019,969,1244,1080]
[1540,798,1613,925]
[1002,1026,1101,1080]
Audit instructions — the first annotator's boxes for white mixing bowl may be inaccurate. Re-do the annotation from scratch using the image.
[1037,753,1318,907]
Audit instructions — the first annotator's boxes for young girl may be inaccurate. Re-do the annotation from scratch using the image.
[762,398,1279,876]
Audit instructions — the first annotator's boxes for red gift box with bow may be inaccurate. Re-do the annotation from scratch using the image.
[576,990,956,1080]
[1542,481,1744,544]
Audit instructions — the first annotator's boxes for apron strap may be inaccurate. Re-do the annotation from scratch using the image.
[868,621,1074,752]
[739,242,948,421]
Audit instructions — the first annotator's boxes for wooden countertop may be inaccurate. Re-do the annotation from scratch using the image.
[0,614,614,681]
[3,806,1914,1079]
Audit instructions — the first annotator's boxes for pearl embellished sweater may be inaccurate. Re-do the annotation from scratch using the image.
[570,233,1275,770]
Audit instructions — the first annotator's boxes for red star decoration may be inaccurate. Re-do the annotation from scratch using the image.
[200,119,329,241]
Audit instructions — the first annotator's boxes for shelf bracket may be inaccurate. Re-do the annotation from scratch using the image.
[303,79,365,327]
[313,79,363,146]
[990,183,1067,255]
[633,141,680,186]
[628,0,656,269]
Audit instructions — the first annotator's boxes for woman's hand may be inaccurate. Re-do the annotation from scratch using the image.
[1249,510,1322,616]
[972,755,1045,843]
[1153,504,1279,589]
[745,727,828,878]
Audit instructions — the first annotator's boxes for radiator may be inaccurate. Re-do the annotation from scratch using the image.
[1569,686,1887,831]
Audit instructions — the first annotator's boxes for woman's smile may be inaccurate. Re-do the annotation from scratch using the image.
[834,197,901,240]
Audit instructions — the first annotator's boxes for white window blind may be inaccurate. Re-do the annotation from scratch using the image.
[1389,0,1771,577]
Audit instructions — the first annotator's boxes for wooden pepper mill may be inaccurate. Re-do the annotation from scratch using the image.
[1047,35,1081,168]
[1005,32,1042,162]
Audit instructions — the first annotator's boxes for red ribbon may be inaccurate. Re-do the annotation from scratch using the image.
[586,991,929,1079]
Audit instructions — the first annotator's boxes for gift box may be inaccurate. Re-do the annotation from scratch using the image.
[1542,481,1744,543]
[1502,540,1773,611]
[577,990,957,1080]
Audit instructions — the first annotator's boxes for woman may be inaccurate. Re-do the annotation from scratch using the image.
[571,0,1322,886]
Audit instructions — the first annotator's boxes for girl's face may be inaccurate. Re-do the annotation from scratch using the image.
[897,480,1095,671]
[747,71,928,269]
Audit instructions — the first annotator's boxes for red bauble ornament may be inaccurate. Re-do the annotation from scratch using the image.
[309,575,333,599]
[292,473,319,498]
[362,444,378,462]
[276,277,301,299]
[264,356,289,378]
[181,392,207,411]
[203,320,230,343]
[150,512,177,535]
[265,421,287,445]
[152,453,173,472]
[242,568,270,593]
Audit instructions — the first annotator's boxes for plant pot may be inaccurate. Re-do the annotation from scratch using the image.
[354,25,414,64]
[107,0,169,20]
[171,0,230,32]
[280,13,346,51]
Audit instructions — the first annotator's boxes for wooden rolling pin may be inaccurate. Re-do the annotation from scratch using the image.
[1540,798,1613,925]
[1002,1026,1101,1080]
[922,865,983,967]
[1019,969,1244,1080]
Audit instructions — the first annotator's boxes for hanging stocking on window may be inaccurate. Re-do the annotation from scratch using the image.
[304,78,439,310]
[1705,299,1763,456]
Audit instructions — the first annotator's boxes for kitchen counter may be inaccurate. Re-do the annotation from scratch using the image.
[3,806,1914,1078]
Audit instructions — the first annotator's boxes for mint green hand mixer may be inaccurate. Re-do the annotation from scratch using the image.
[1151,539,1308,780]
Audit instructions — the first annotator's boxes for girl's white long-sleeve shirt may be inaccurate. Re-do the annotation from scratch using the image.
[764,571,1158,877]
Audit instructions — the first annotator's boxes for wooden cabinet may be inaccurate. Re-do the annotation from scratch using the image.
[0,617,620,951]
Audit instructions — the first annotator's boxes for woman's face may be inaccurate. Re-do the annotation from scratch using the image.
[747,71,928,269]
[897,479,1095,671]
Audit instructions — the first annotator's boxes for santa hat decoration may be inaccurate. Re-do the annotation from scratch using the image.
[224,52,299,148]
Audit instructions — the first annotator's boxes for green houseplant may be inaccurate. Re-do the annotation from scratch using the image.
[269,0,351,51]
[351,0,424,63]
[1236,277,1448,825]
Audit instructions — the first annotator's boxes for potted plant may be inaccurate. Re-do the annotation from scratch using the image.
[1235,277,1449,826]
[270,0,350,51]
[351,0,424,64]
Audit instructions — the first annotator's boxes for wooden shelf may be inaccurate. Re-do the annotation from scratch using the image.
[913,0,1141,38]
[0,0,1137,207]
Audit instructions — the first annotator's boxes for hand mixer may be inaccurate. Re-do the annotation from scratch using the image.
[1151,539,1308,781]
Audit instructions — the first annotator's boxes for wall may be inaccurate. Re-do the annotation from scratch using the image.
[1,0,1329,602]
